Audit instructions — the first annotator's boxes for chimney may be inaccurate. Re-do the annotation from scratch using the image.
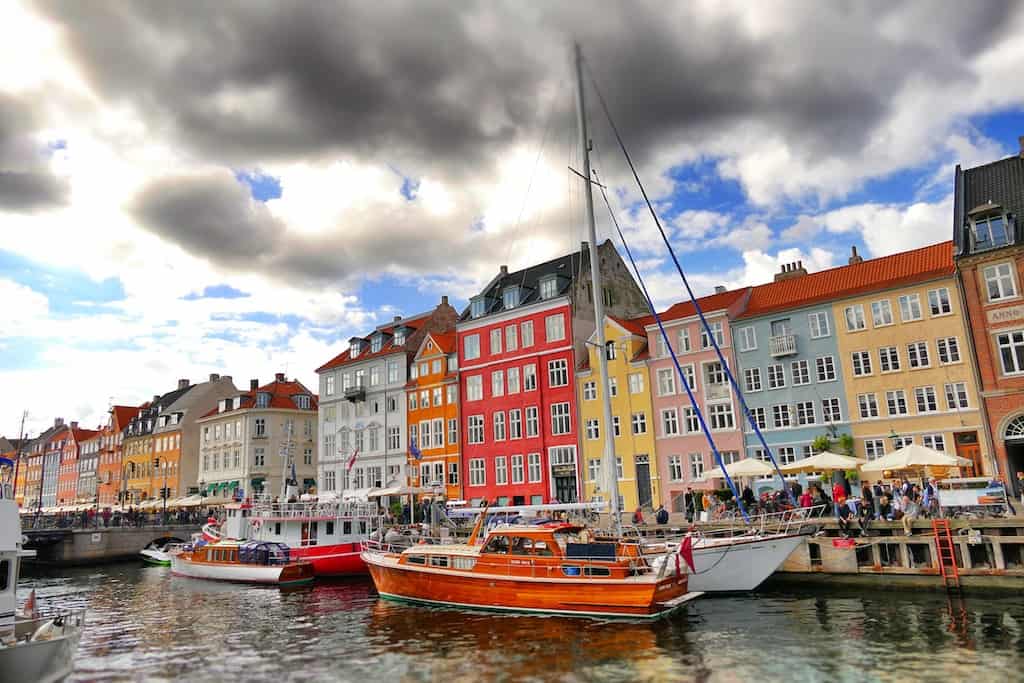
[209,373,220,382]
[393,315,401,322]
[848,245,864,265]
[275,372,285,382]
[70,421,78,430]
[714,285,726,294]
[250,379,259,392]
[774,261,809,282]
[54,417,64,428]
[152,395,160,404]
[177,378,189,390]
[440,295,449,306]
[499,265,508,276]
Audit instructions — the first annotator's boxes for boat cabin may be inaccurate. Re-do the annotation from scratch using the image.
[220,499,380,547]
[190,541,295,566]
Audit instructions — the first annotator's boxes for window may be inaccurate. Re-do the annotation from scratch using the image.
[525,407,539,437]
[808,312,830,338]
[388,426,401,450]
[944,382,969,410]
[857,393,879,419]
[937,337,961,364]
[469,459,485,486]
[539,276,558,299]
[863,439,885,460]
[700,321,724,349]
[393,330,405,346]
[521,321,534,347]
[464,334,480,360]
[709,403,734,430]
[408,393,418,411]
[325,376,335,396]
[468,416,485,444]
[997,331,1024,374]
[605,341,617,361]
[851,351,872,376]
[467,375,483,401]
[689,453,705,480]
[928,288,952,316]
[487,328,502,356]
[822,398,841,423]
[974,214,1011,249]
[527,453,542,483]
[524,364,537,391]
[503,287,520,310]
[489,412,505,442]
[772,404,791,429]
[388,359,400,383]
[767,364,786,389]
[923,434,947,452]
[737,327,757,351]
[791,360,810,386]
[548,359,568,387]
[907,341,930,369]
[914,386,938,413]
[613,415,622,437]
[631,412,647,435]
[680,365,695,391]
[892,436,914,450]
[583,381,596,400]
[495,456,508,485]
[607,377,619,397]
[844,305,866,331]
[886,390,908,416]
[545,314,565,342]
[796,401,816,426]
[985,263,1018,301]
[669,455,683,481]
[431,359,442,375]
[255,418,266,437]
[898,294,923,322]
[448,418,458,446]
[744,368,762,392]
[585,419,600,440]
[491,371,505,397]
[749,406,767,430]
[254,448,265,467]
[628,373,644,394]
[551,402,571,435]
[776,447,796,466]
[816,355,837,382]
[879,346,900,372]
[505,325,518,352]
[448,462,459,485]
[705,361,726,388]
[661,409,679,436]
[511,455,525,483]
[678,328,691,353]
[655,333,668,358]
[871,300,893,327]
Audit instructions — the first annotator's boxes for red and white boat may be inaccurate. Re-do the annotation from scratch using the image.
[203,497,382,577]
[171,540,315,586]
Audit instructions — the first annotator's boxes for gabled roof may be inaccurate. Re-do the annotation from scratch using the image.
[458,244,591,322]
[69,427,99,444]
[317,312,430,373]
[111,405,138,430]
[739,241,954,319]
[652,288,748,325]
[607,315,647,337]
[200,377,318,418]
[955,152,1024,254]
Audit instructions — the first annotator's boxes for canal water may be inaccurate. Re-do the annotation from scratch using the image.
[20,564,1024,682]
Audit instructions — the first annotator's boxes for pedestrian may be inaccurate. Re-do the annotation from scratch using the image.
[684,488,695,523]
[655,504,669,525]
[860,481,874,520]
[741,485,755,509]
[631,506,645,525]
[102,507,111,527]
[872,480,884,519]
[798,487,813,508]
[1017,471,1024,505]
[902,495,920,536]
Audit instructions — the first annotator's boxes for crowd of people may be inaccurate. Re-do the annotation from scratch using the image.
[29,506,215,529]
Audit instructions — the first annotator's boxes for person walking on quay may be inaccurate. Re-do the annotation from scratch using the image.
[655,504,669,525]
[684,488,695,523]
[871,481,884,519]
[860,481,874,520]
[102,507,111,527]
[902,495,920,536]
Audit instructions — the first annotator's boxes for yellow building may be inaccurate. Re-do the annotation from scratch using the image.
[576,315,659,512]
[830,244,988,475]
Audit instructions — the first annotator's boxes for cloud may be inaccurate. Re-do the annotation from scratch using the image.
[0,93,69,211]
[0,278,49,324]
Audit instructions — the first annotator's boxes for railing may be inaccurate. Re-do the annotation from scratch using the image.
[249,498,380,520]
[14,608,87,641]
[769,334,797,357]
[344,386,366,402]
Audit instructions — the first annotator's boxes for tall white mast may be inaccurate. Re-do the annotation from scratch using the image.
[574,43,622,536]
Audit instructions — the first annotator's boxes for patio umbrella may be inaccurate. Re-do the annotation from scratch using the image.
[702,457,775,480]
[781,451,865,474]
[860,443,971,473]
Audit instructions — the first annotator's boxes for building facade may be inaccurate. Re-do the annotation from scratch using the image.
[577,315,658,512]
[20,419,66,509]
[41,426,69,508]
[97,406,134,507]
[457,241,647,506]
[57,424,98,506]
[407,332,462,500]
[954,143,1024,490]
[77,431,102,505]
[317,297,458,496]
[123,381,195,505]
[196,374,318,500]
[645,290,749,509]
[829,243,987,474]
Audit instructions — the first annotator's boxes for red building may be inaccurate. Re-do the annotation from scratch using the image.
[456,240,646,506]
[97,405,140,507]
[57,423,98,505]
[954,140,1024,492]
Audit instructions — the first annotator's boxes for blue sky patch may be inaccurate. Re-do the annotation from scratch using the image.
[236,170,282,201]
[182,284,251,300]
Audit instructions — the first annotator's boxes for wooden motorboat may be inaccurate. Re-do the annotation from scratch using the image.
[362,521,701,619]
[170,540,315,586]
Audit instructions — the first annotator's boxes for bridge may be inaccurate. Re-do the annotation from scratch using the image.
[22,524,202,566]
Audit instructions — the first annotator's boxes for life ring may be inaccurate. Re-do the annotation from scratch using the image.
[251,518,263,529]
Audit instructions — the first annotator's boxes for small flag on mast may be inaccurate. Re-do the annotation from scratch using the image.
[346,449,359,472]
[410,441,422,461]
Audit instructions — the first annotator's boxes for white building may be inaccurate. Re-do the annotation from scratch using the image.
[316,297,457,495]
[195,373,318,500]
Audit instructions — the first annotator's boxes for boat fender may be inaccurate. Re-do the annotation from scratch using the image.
[30,617,66,642]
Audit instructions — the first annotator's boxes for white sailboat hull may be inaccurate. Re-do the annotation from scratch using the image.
[688,534,804,592]
[171,556,288,584]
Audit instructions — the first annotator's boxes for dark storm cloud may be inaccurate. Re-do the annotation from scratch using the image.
[0,94,68,211]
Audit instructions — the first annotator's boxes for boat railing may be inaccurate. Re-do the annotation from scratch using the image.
[637,504,827,545]
[250,500,379,520]
[14,608,87,642]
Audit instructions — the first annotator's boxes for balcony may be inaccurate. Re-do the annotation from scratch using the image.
[769,334,797,357]
[344,385,366,403]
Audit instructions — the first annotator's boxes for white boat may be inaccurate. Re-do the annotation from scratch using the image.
[139,541,177,566]
[170,540,315,586]
[0,461,85,683]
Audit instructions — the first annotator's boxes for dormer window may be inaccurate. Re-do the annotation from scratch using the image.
[394,330,405,346]
[294,395,311,410]
[371,334,382,353]
[350,345,360,359]
[256,392,271,408]
[539,276,558,300]
[973,212,1012,250]
[502,286,520,309]
[470,296,486,318]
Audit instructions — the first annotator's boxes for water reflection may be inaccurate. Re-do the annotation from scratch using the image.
[16,565,1024,682]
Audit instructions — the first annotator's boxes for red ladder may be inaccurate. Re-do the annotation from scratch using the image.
[932,518,961,590]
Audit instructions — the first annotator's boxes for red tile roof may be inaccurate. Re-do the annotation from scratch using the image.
[608,315,647,336]
[739,241,954,319]
[428,332,456,355]
[112,405,138,430]
[200,378,318,418]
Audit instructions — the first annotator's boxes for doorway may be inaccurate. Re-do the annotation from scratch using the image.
[554,474,578,503]
[954,431,982,478]
[635,455,652,509]
[1007,441,1024,498]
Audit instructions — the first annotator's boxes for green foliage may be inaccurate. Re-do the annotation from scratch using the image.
[837,433,855,456]
[713,488,734,501]
[389,501,403,517]
[811,434,833,454]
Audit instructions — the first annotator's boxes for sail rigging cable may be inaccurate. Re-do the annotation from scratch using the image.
[586,63,794,504]
[592,168,750,522]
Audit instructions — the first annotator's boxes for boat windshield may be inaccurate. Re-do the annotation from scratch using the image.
[238,541,292,565]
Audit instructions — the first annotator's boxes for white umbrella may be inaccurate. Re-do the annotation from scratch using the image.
[781,451,865,474]
[860,443,971,473]
[702,457,775,480]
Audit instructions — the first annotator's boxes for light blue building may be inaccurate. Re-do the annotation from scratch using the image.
[731,271,851,492]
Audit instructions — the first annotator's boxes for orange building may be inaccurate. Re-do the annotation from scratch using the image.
[57,424,98,506]
[97,405,137,507]
[406,332,461,500]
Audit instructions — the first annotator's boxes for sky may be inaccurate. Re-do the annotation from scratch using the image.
[2,1,1023,438]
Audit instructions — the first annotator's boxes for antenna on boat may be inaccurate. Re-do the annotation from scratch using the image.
[574,42,622,538]
[467,501,491,546]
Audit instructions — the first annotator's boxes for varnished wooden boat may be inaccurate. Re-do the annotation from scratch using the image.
[362,522,701,619]
[171,540,315,586]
